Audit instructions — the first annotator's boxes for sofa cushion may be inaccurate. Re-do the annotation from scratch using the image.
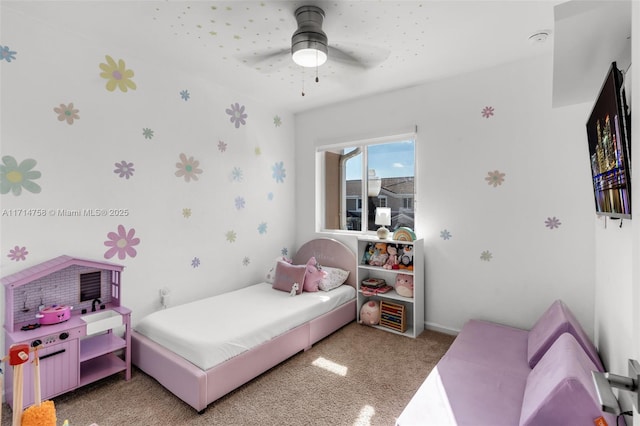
[433,320,531,425]
[447,319,530,375]
[519,333,615,426]
[527,300,603,371]
[438,356,528,425]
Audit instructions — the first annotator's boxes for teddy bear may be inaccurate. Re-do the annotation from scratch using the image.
[395,274,414,298]
[399,245,414,270]
[369,242,389,267]
[359,300,380,325]
[382,245,399,269]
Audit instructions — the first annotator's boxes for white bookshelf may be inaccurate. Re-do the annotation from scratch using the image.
[356,236,424,338]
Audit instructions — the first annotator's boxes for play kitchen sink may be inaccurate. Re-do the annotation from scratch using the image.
[81,310,123,335]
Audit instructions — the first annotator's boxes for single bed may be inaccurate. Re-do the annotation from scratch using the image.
[131,238,357,413]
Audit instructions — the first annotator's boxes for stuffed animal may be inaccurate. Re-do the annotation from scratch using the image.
[383,245,399,269]
[290,283,299,297]
[359,300,380,325]
[369,242,389,266]
[395,274,414,298]
[361,243,374,265]
[399,245,414,270]
[303,257,326,292]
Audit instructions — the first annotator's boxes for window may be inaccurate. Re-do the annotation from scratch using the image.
[319,133,416,233]
[79,271,102,302]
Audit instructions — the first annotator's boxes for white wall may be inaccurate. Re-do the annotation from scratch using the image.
[588,2,640,422]
[296,54,597,335]
[1,6,297,328]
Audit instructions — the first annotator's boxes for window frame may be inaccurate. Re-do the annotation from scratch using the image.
[316,128,417,235]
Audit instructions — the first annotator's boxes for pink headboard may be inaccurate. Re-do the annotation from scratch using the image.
[292,238,356,288]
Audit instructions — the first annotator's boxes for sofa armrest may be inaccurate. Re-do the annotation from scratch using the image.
[520,333,616,426]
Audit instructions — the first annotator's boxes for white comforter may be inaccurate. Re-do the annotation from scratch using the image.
[135,283,355,370]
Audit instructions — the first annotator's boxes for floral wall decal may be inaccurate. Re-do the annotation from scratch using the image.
[182,208,192,218]
[191,257,200,268]
[272,161,286,183]
[255,146,261,156]
[142,128,154,139]
[104,225,140,260]
[481,106,494,118]
[226,102,247,128]
[257,222,267,234]
[281,247,288,256]
[1,156,42,195]
[231,167,243,182]
[480,250,493,261]
[175,153,203,182]
[114,160,135,179]
[99,55,137,92]
[485,170,505,187]
[235,196,245,210]
[273,115,282,127]
[267,192,274,201]
[440,229,452,240]
[0,45,17,62]
[7,246,28,261]
[180,90,190,101]
[54,103,80,125]
[242,257,250,266]
[545,216,561,229]
[225,230,237,243]
[218,140,227,152]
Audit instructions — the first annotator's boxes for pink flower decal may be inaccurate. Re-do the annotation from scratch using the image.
[175,153,203,182]
[485,170,505,187]
[481,106,494,118]
[7,246,28,261]
[54,103,80,125]
[104,225,140,260]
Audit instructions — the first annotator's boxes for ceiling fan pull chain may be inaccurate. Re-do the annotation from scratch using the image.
[315,50,319,83]
[301,68,306,96]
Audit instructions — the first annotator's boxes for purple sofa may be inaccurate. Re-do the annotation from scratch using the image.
[396,300,618,426]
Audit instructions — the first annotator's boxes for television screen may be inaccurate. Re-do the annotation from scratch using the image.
[586,62,631,219]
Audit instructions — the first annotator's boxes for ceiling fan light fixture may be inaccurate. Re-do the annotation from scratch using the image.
[291,5,328,68]
[292,43,328,68]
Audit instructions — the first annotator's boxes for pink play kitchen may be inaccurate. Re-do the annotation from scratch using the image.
[2,256,131,409]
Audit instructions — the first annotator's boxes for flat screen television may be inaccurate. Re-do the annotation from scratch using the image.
[586,61,631,219]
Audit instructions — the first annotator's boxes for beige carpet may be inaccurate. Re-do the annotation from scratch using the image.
[2,322,454,426]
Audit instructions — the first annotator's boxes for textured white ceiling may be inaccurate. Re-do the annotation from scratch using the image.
[4,1,563,113]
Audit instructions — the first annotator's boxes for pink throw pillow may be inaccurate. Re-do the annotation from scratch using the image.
[272,261,306,294]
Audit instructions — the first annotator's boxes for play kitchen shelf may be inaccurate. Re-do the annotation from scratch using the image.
[357,236,424,338]
[2,255,131,409]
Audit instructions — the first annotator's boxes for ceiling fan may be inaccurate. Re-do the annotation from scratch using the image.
[243,5,389,72]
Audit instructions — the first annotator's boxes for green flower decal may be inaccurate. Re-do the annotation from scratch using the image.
[1,156,42,195]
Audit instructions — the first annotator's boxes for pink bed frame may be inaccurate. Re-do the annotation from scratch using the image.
[131,238,357,413]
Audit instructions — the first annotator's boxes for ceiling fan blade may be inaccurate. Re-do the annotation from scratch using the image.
[239,47,291,71]
[328,44,390,69]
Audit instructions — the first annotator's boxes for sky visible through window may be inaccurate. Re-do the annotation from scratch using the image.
[345,140,415,180]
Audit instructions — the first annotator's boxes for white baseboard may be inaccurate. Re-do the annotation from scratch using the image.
[424,321,459,336]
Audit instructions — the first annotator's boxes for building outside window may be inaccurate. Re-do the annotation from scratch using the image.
[319,134,416,233]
